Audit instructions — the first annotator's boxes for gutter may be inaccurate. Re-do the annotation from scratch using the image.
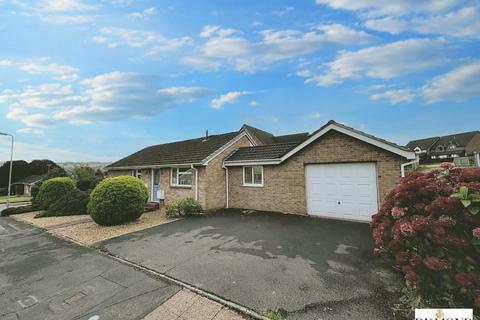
[222,163,229,208]
[191,164,198,201]
[401,155,420,177]
[107,163,203,171]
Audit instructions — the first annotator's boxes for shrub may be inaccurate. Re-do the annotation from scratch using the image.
[1,204,38,216]
[88,176,148,226]
[371,167,480,316]
[34,177,75,209]
[165,198,202,218]
[30,180,43,200]
[0,187,7,196]
[36,188,89,218]
[76,176,102,191]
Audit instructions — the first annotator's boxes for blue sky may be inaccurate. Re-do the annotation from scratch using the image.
[0,0,479,162]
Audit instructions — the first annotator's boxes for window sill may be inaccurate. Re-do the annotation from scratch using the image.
[170,184,192,189]
[243,184,264,188]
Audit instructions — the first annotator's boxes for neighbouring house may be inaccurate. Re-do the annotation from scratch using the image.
[407,131,480,163]
[11,175,43,196]
[106,120,416,222]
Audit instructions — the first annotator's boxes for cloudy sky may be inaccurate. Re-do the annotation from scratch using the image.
[1,0,479,162]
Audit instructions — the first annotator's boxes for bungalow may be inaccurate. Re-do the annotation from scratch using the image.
[11,175,43,196]
[106,120,416,222]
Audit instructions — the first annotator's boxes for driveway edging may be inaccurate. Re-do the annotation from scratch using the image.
[96,248,272,320]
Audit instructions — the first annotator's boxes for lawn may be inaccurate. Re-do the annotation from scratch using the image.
[0,195,32,204]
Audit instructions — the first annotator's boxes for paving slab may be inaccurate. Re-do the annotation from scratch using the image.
[0,217,181,320]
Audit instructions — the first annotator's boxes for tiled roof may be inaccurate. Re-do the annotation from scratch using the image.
[225,142,301,162]
[107,131,239,168]
[12,175,44,185]
[407,131,480,151]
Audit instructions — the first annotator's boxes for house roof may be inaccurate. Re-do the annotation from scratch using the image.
[225,120,416,165]
[107,131,240,169]
[406,131,480,151]
[12,175,44,185]
[406,137,439,150]
[225,142,301,162]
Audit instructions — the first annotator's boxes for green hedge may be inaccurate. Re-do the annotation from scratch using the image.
[87,176,148,226]
[36,188,89,218]
[34,177,75,209]
[1,205,38,217]
[165,198,202,218]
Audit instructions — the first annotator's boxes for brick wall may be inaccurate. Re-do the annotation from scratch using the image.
[202,135,253,209]
[227,130,406,215]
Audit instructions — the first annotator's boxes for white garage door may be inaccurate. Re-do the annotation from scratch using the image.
[305,163,378,222]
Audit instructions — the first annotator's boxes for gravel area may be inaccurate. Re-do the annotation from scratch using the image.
[12,209,176,245]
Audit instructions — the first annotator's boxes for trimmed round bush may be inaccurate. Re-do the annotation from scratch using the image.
[88,176,148,226]
[371,166,480,315]
[35,177,76,209]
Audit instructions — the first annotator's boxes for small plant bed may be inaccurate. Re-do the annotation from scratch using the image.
[165,198,202,218]
[0,196,32,204]
[12,208,175,245]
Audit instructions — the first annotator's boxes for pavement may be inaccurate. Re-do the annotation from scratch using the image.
[96,210,402,320]
[0,217,181,320]
[0,202,31,212]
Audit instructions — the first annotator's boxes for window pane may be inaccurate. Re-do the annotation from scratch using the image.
[171,168,178,184]
[253,166,262,184]
[244,166,253,184]
[178,173,192,185]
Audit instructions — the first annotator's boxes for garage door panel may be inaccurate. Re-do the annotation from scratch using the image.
[306,163,378,222]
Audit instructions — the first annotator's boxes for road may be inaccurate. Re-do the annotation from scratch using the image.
[0,217,180,320]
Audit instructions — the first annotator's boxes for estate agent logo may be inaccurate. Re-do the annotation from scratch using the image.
[415,308,473,320]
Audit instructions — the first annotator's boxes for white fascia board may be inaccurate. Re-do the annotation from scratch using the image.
[281,123,416,161]
[224,159,281,166]
[106,163,203,171]
[202,131,257,166]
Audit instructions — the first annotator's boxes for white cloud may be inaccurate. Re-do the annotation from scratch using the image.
[306,112,322,119]
[10,0,97,24]
[211,91,250,109]
[16,127,45,136]
[180,56,221,71]
[1,72,209,131]
[315,0,459,17]
[273,7,294,17]
[370,89,416,105]
[0,60,12,66]
[364,17,407,34]
[38,0,96,12]
[306,38,447,86]
[17,61,79,81]
[248,100,259,107]
[421,61,480,103]
[128,7,156,19]
[200,25,241,38]
[364,6,480,39]
[93,27,192,57]
[186,24,374,72]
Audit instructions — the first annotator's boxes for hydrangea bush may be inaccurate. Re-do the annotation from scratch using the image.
[371,164,480,313]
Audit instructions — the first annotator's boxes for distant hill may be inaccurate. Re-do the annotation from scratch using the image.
[59,162,111,172]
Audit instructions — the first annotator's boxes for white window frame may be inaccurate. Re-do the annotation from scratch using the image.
[243,166,264,187]
[132,169,142,179]
[171,167,192,187]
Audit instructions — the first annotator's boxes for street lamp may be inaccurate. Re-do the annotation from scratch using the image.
[0,132,14,208]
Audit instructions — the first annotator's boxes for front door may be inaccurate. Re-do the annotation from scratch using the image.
[152,169,160,202]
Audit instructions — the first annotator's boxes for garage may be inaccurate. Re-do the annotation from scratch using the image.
[305,162,378,222]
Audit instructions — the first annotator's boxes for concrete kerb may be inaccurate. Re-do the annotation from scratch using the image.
[9,216,272,320]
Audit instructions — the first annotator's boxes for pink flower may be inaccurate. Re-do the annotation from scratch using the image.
[391,207,405,219]
[400,222,415,237]
[423,256,450,270]
[454,273,473,286]
[395,251,409,264]
[473,227,480,239]
[440,162,455,170]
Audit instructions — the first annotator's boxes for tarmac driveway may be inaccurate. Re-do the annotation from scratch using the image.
[96,210,402,320]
